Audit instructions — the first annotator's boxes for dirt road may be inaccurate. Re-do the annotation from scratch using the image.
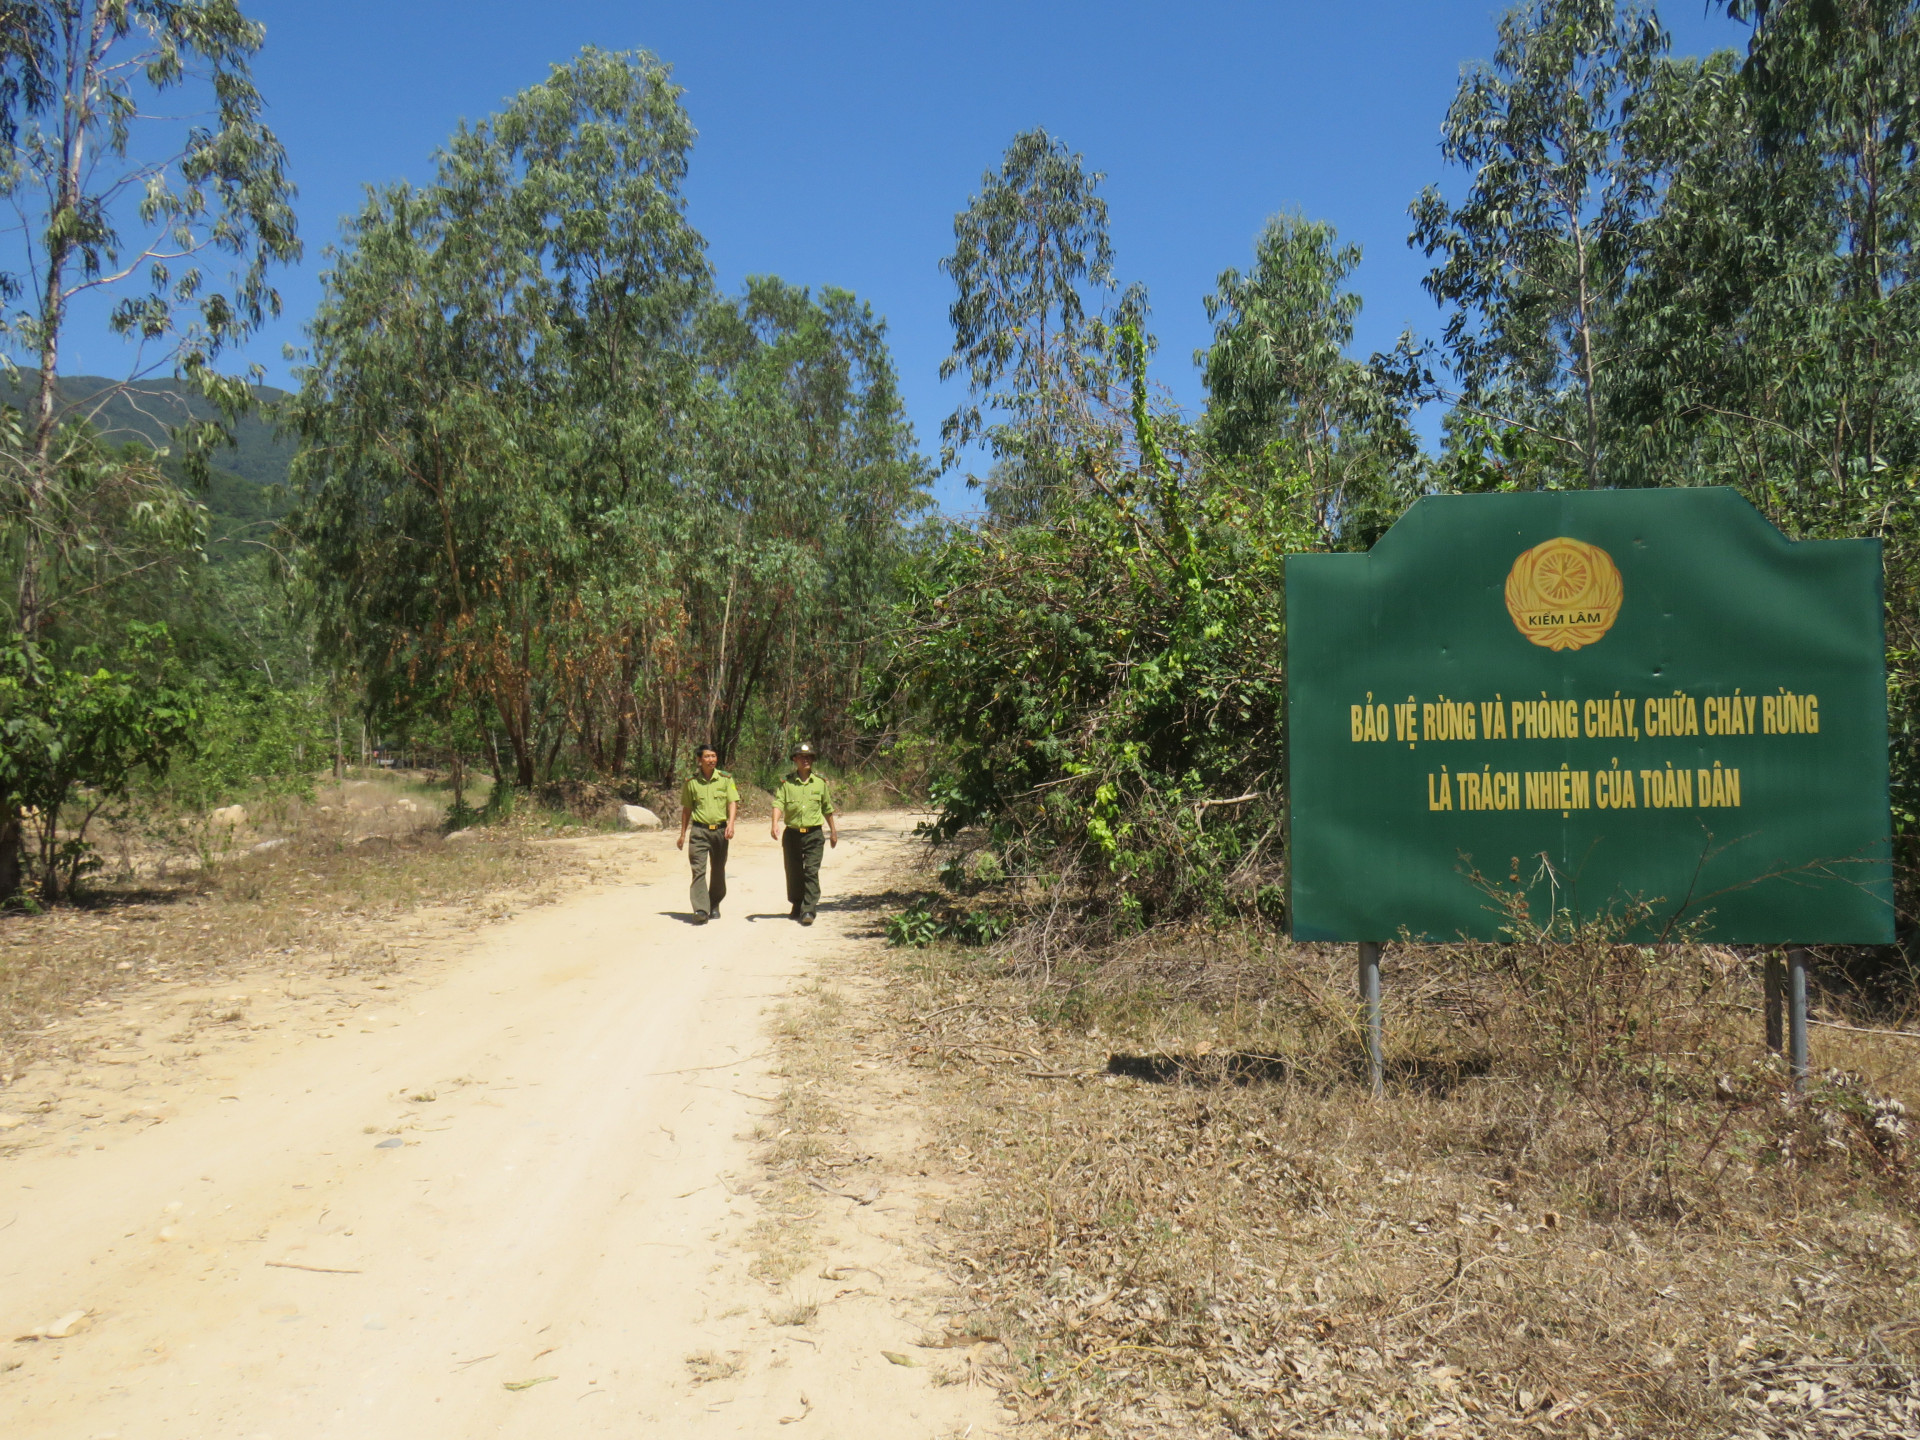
[2,814,1000,1438]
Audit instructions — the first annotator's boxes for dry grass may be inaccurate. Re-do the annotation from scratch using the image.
[742,982,861,1286]
[685,1349,745,1384]
[872,925,1920,1438]
[0,780,572,1080]
[768,1298,822,1327]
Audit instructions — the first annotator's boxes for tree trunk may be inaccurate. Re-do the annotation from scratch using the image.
[0,808,21,902]
[705,566,736,745]
[1569,217,1602,490]
[37,807,59,904]
[516,694,536,789]
[19,3,108,643]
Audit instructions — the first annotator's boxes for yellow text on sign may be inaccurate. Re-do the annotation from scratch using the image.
[1352,690,1820,747]
[1426,762,1743,812]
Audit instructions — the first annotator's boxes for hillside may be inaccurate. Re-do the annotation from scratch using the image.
[2,369,300,559]
[1,370,297,487]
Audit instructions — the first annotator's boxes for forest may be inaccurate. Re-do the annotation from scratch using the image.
[0,0,1914,955]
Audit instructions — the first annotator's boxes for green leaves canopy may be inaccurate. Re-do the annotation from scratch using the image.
[292,48,926,789]
[938,128,1140,524]
[1411,0,1667,490]
[1200,213,1421,545]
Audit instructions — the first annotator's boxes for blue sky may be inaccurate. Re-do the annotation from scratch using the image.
[162,2,1751,509]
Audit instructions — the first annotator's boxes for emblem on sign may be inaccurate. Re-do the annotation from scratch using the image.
[1504,536,1622,651]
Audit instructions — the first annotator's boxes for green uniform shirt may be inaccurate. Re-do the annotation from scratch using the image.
[682,770,740,826]
[773,772,835,829]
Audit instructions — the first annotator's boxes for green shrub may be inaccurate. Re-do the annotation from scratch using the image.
[139,683,330,816]
[885,903,1012,949]
[0,627,198,901]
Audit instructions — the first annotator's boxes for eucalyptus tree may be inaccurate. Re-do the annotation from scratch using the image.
[1199,213,1420,545]
[295,49,926,790]
[292,48,710,790]
[1411,0,1667,489]
[1615,0,1920,523]
[0,1,296,899]
[691,278,926,771]
[939,128,1136,524]
[0,0,299,642]
[1610,1,1920,843]
[1728,0,1918,354]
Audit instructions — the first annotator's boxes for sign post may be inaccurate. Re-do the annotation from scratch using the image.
[1286,488,1891,1086]
[1789,946,1811,1090]
[1358,941,1383,1097]
[1764,952,1786,1053]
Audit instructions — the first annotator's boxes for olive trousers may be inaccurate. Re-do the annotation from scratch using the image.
[781,826,825,913]
[687,824,729,914]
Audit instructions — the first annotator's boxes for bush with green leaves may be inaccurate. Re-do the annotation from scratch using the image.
[885,903,1012,949]
[0,627,198,901]
[134,682,329,818]
[884,330,1335,934]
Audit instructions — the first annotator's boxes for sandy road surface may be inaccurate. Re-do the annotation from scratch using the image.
[3,813,1000,1439]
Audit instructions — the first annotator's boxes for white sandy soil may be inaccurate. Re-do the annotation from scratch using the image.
[2,813,1003,1439]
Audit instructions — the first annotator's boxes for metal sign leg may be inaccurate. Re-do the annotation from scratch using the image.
[1358,942,1383,1097]
[1788,946,1809,1092]
[1764,952,1785,1053]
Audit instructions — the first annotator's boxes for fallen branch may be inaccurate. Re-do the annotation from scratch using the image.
[266,1260,362,1275]
[805,1175,881,1205]
[647,1049,771,1076]
[1733,1002,1920,1042]
[1810,1017,1920,1042]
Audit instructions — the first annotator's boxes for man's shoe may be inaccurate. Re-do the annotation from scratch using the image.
[694,911,709,924]
[800,912,815,927]
[710,906,720,919]
[789,905,802,920]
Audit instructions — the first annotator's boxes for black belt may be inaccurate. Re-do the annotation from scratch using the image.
[789,824,819,834]
[695,821,727,831]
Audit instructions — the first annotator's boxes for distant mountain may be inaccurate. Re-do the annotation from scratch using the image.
[0,370,298,490]
[2,370,301,562]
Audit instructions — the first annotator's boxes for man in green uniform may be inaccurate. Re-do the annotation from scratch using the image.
[770,742,837,925]
[676,745,738,922]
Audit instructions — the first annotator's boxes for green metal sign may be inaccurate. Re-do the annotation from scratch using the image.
[1286,488,1891,944]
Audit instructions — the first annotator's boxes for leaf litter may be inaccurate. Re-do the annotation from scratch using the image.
[864,923,1920,1438]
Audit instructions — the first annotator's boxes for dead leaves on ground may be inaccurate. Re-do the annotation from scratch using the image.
[876,943,1920,1438]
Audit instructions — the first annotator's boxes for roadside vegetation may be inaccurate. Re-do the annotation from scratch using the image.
[872,897,1918,1437]
[0,29,926,912]
[864,4,1920,1435]
[886,0,1920,953]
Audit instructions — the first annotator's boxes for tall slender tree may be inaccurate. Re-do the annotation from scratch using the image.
[1200,213,1419,543]
[294,49,926,791]
[0,0,299,641]
[1614,0,1920,520]
[293,48,708,789]
[1616,1,1920,848]
[1411,0,1666,488]
[0,0,296,898]
[939,128,1134,524]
